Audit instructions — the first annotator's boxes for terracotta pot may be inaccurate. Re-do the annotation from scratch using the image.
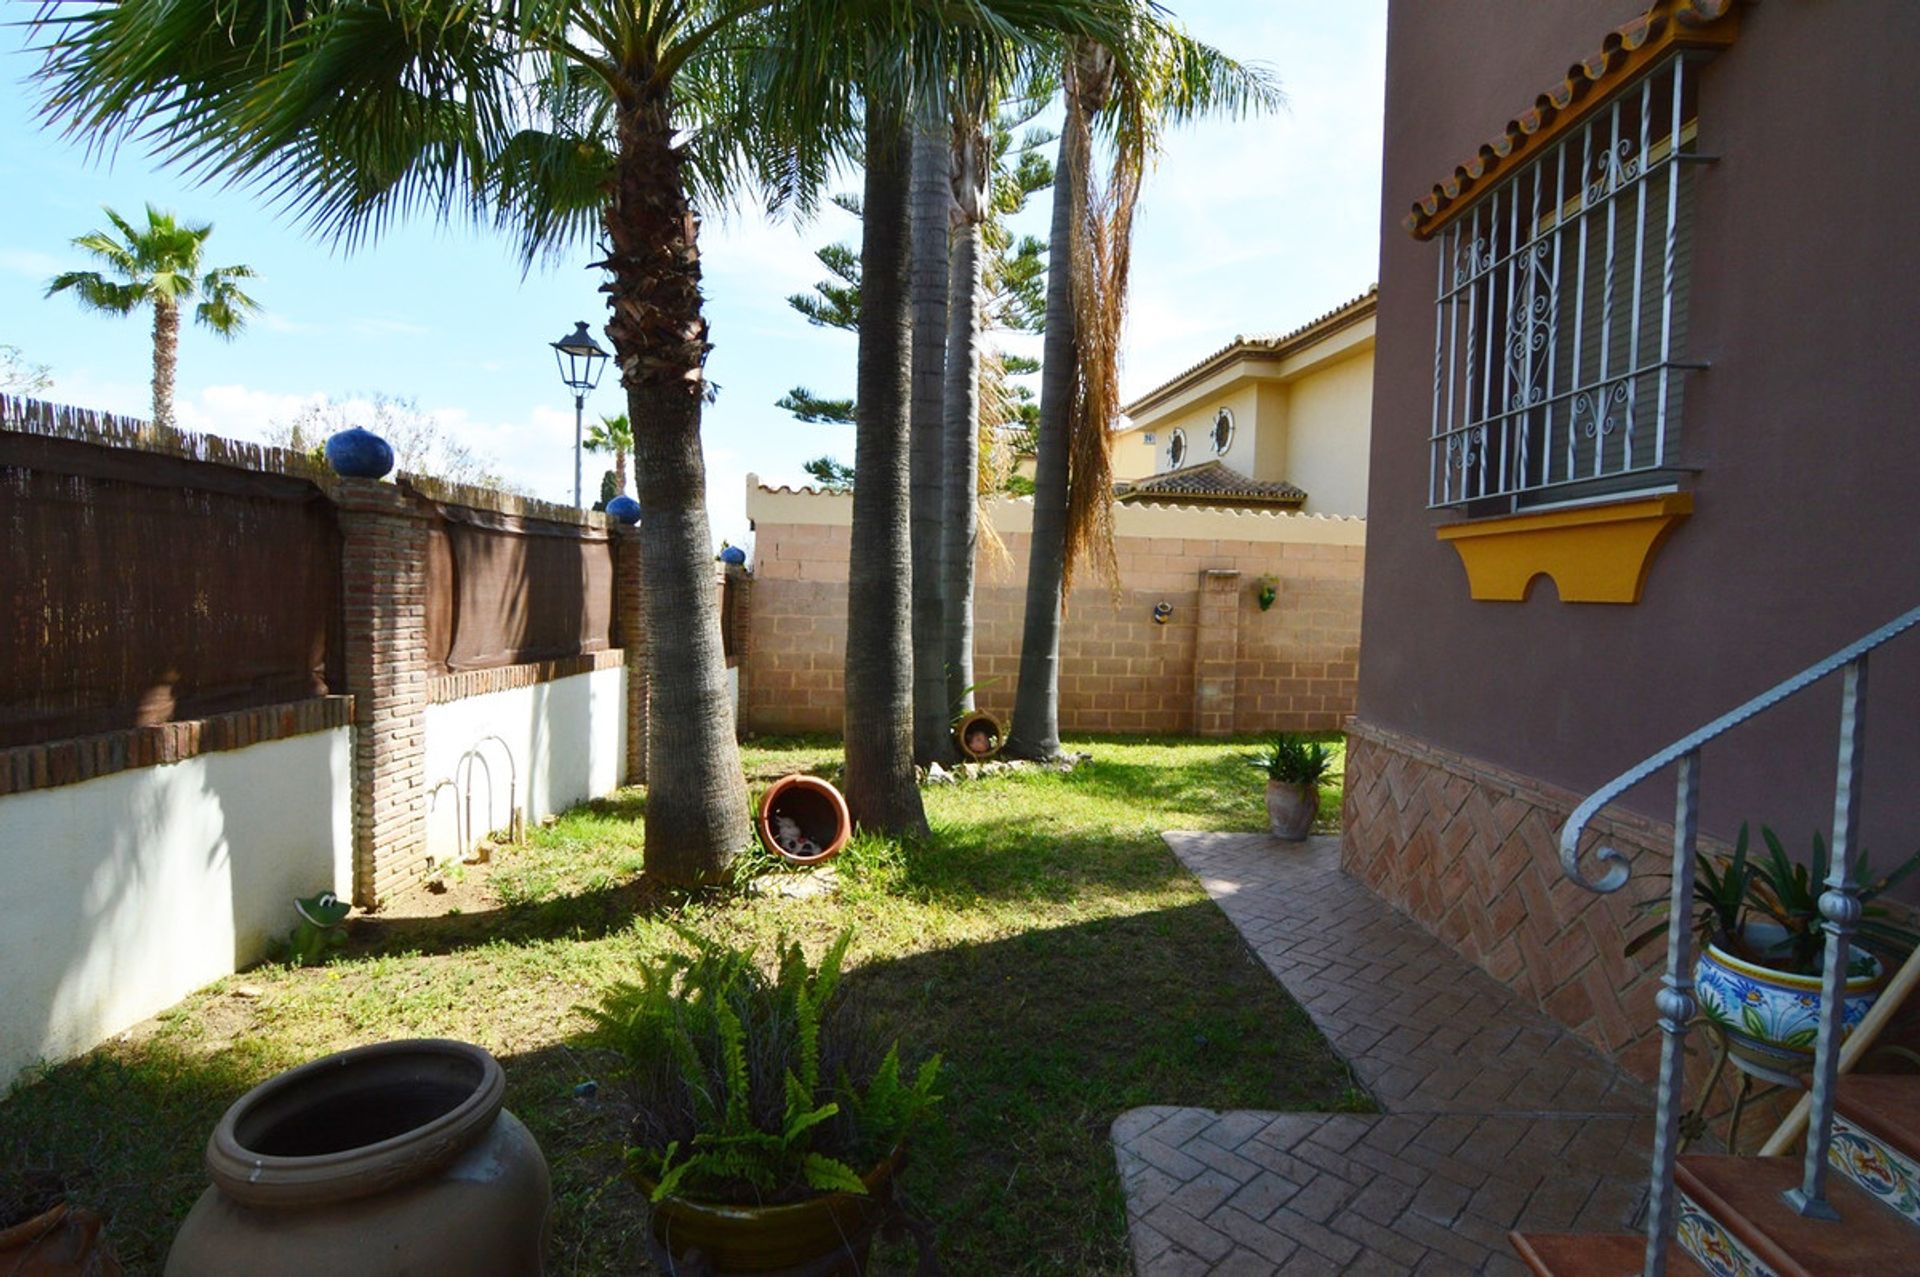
[1695,941,1884,1075]
[165,1040,550,1276]
[639,1148,905,1275]
[953,712,1003,761]
[759,775,851,866]
[1265,780,1317,841]
[0,1203,122,1276]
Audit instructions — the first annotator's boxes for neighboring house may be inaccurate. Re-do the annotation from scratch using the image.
[1347,0,1920,1250]
[1112,287,1376,516]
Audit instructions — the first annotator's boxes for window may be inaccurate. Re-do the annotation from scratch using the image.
[1211,408,1235,455]
[1167,429,1188,469]
[1428,56,1703,511]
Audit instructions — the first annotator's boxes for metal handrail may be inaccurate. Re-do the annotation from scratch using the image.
[1560,601,1920,891]
[1557,600,1920,1277]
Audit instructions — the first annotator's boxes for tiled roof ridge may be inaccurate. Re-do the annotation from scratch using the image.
[1120,459,1308,503]
[749,474,1364,523]
[1403,0,1743,240]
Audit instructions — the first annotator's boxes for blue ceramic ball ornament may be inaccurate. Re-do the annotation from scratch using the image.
[324,428,395,479]
[720,545,747,566]
[606,495,642,525]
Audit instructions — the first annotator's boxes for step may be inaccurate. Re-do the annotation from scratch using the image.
[1676,1154,1919,1276]
[1829,1074,1920,1227]
[1509,1231,1703,1276]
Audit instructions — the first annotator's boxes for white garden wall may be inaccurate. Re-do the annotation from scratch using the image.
[0,727,353,1090]
[423,667,627,864]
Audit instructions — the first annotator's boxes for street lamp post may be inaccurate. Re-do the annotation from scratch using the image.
[550,321,610,507]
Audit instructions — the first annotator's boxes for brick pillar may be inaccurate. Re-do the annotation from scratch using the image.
[336,479,432,906]
[1193,568,1242,737]
[612,525,649,785]
[725,562,751,740]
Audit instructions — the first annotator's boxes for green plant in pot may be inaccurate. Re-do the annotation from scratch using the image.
[583,928,939,1273]
[1247,734,1333,842]
[1626,824,1920,1074]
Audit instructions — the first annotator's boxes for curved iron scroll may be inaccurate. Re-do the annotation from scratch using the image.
[1560,602,1920,894]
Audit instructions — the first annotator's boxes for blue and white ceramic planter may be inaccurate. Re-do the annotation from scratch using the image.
[1695,940,1882,1074]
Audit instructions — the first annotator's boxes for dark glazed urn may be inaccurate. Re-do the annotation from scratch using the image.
[606,494,642,525]
[323,427,395,479]
[165,1039,550,1276]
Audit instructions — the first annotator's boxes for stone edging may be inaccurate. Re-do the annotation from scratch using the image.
[0,695,356,797]
[426,650,625,705]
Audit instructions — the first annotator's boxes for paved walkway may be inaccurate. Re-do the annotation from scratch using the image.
[1113,832,1657,1274]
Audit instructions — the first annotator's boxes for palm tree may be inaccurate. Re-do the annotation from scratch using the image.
[46,204,257,432]
[1005,18,1279,760]
[29,1,815,886]
[944,92,1056,720]
[584,412,633,497]
[908,119,954,766]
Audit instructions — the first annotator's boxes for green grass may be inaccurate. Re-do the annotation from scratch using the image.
[0,736,1361,1274]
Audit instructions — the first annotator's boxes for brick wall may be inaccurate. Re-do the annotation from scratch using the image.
[1341,718,1674,1083]
[739,482,1365,737]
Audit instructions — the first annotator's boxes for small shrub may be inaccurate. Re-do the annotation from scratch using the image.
[581,928,940,1206]
[1246,734,1334,786]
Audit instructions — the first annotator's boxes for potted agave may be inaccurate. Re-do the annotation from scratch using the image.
[1626,824,1920,1074]
[1248,734,1334,841]
[583,928,940,1273]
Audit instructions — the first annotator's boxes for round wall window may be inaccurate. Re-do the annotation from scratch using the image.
[1167,428,1188,469]
[1211,407,1235,455]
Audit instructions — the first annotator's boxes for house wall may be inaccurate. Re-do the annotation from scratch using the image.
[1117,328,1375,516]
[741,483,1364,737]
[422,662,627,863]
[1282,349,1373,518]
[0,723,352,1090]
[1349,0,1920,1080]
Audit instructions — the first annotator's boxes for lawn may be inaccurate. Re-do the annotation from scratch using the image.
[0,735,1362,1274]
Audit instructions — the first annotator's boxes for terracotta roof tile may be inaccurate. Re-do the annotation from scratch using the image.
[1117,461,1306,508]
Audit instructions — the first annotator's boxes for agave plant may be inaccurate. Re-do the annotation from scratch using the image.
[1624,823,1920,976]
[1247,735,1334,787]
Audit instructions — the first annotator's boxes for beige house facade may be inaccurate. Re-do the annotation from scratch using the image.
[1112,287,1376,517]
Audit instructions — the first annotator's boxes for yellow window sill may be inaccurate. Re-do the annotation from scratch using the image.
[1434,493,1693,604]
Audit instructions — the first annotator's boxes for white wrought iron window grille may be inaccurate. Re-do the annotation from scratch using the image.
[1428,55,1710,512]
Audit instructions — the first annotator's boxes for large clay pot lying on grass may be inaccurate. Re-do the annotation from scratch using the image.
[759,774,852,866]
[639,1147,905,1275]
[0,1201,122,1277]
[165,1039,550,1276]
[1266,780,1318,841]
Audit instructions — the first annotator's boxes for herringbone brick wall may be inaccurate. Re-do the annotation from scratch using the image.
[1340,719,1673,1082]
[741,505,1364,737]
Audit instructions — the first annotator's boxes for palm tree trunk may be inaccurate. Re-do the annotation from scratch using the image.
[941,189,985,718]
[844,109,930,837]
[1005,121,1081,761]
[616,449,628,497]
[909,121,954,766]
[606,86,750,885]
[151,295,179,432]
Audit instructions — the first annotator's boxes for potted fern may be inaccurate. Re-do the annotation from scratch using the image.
[1626,824,1920,1074]
[1248,734,1334,841]
[583,929,939,1273]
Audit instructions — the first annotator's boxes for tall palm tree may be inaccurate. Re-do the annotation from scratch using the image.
[29,1,828,887]
[584,412,633,497]
[46,204,257,432]
[1005,17,1279,760]
[908,119,954,767]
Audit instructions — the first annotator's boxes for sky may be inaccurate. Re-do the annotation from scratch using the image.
[0,2,1386,550]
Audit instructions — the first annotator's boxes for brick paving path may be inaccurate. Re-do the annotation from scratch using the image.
[1113,832,1658,1274]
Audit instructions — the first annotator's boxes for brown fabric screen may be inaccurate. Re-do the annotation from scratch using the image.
[424,502,612,673]
[0,433,341,748]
